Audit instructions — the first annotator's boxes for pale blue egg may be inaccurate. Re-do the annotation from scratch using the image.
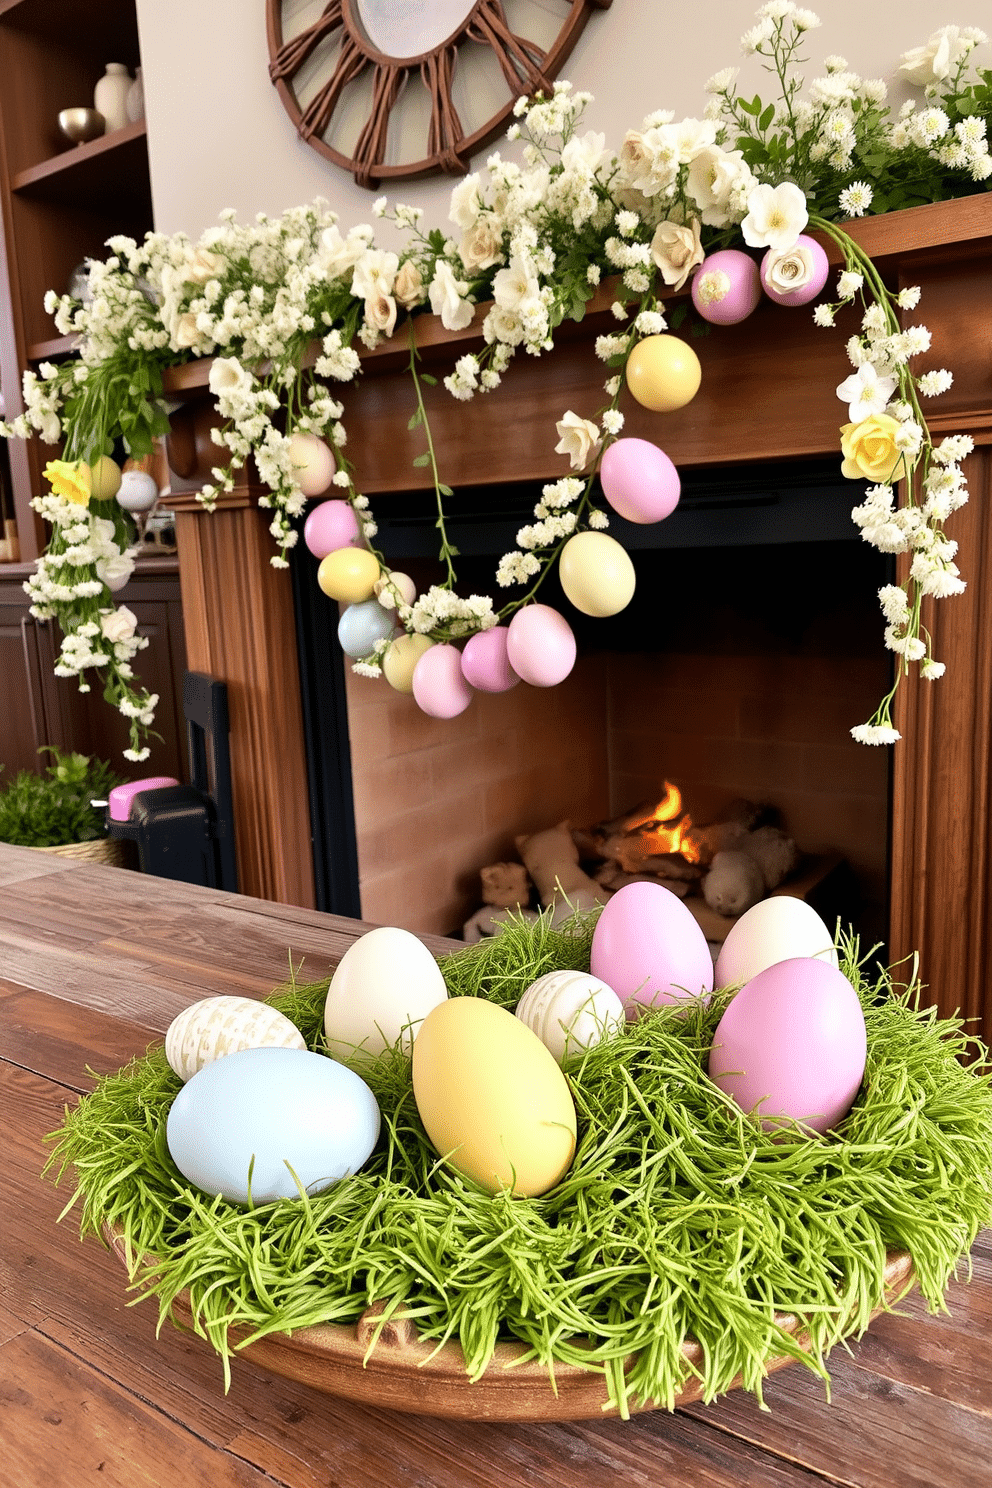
[337,599,397,659]
[166,1045,380,1203]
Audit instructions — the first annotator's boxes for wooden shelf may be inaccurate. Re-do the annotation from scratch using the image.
[28,334,78,361]
[13,122,150,215]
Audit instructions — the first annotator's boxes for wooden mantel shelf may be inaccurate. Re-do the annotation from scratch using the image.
[163,197,992,1045]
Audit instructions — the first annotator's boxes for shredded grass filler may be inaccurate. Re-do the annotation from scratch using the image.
[47,917,992,1414]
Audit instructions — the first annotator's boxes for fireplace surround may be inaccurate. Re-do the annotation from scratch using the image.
[162,196,992,1045]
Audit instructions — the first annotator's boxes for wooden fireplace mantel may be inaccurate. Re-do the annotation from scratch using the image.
[164,195,992,1044]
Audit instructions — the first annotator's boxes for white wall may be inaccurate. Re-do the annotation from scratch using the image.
[135,0,983,239]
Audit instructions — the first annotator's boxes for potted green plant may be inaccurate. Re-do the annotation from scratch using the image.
[0,748,125,863]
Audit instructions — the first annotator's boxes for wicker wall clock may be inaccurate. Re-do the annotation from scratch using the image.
[266,1,614,189]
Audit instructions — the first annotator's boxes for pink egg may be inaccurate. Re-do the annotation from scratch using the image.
[412,643,474,718]
[304,500,362,559]
[506,606,576,688]
[460,627,519,692]
[760,234,830,306]
[590,882,714,1015]
[708,957,867,1133]
[691,250,761,326]
[600,439,681,524]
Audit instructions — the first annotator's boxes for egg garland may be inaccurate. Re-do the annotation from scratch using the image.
[51,905,992,1418]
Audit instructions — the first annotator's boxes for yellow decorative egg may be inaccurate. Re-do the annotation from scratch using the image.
[317,546,380,603]
[625,334,702,412]
[85,455,122,501]
[412,997,577,1197]
[165,994,306,1082]
[559,531,636,617]
[382,633,433,692]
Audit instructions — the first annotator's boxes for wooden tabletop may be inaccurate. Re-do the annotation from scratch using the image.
[2,843,989,1488]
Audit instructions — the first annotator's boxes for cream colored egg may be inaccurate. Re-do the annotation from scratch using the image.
[165,995,306,1082]
[559,531,636,617]
[382,633,433,692]
[288,432,336,496]
[323,925,448,1065]
[515,969,625,1064]
[374,571,417,610]
[715,896,839,990]
[412,997,576,1197]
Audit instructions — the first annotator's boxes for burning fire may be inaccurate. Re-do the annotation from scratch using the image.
[631,783,701,863]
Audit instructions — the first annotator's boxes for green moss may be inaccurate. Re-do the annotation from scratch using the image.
[46,920,992,1414]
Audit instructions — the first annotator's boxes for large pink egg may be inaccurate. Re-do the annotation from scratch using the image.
[600,438,681,524]
[461,627,519,692]
[304,500,362,559]
[760,235,830,307]
[412,643,474,718]
[506,605,576,688]
[590,881,714,1015]
[691,250,761,326]
[708,957,867,1134]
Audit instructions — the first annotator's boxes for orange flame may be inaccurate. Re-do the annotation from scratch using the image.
[635,782,700,863]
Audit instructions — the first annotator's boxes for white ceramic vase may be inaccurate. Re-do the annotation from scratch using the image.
[126,68,144,125]
[94,64,131,133]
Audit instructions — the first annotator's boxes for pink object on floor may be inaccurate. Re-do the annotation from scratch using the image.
[108,777,179,821]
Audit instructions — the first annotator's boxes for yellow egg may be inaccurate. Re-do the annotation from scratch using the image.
[412,997,577,1197]
[317,546,380,603]
[84,455,122,501]
[625,334,702,412]
[559,531,636,617]
[382,633,433,693]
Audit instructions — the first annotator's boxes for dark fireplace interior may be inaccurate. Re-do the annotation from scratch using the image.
[292,457,892,953]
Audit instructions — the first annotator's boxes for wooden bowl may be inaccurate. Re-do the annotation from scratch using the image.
[103,1225,913,1421]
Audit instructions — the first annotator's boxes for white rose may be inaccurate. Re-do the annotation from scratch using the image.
[208,356,250,397]
[321,224,372,281]
[364,292,397,338]
[763,242,817,294]
[560,130,608,174]
[96,551,135,592]
[492,253,539,312]
[393,260,425,310]
[554,410,600,471]
[618,128,678,197]
[650,218,704,289]
[173,311,201,349]
[899,26,969,86]
[184,247,224,285]
[687,146,755,226]
[449,173,482,231]
[429,259,475,331]
[741,182,809,251]
[351,248,398,300]
[99,605,138,643]
[459,218,504,273]
[483,304,525,346]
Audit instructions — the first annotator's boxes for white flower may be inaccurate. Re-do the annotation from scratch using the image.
[394,259,426,310]
[659,116,717,165]
[839,182,874,218]
[918,369,953,397]
[449,173,482,230]
[705,67,739,95]
[850,723,901,745]
[687,146,755,226]
[554,411,600,471]
[351,249,398,300]
[764,241,819,295]
[321,224,372,281]
[96,550,135,590]
[601,409,625,435]
[364,292,397,338]
[741,182,808,250]
[99,606,138,643]
[650,218,704,290]
[836,363,898,421]
[184,247,224,285]
[899,26,971,86]
[428,259,475,331]
[492,254,539,313]
[459,218,504,273]
[837,270,863,298]
[208,356,250,397]
[921,658,946,680]
[813,304,835,327]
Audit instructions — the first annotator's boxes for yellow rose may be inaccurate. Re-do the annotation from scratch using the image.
[44,459,91,506]
[839,414,904,482]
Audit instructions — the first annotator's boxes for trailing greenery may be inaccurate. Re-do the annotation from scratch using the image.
[46,919,992,1414]
[0,747,121,847]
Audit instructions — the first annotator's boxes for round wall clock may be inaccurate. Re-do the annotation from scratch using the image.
[266,0,614,189]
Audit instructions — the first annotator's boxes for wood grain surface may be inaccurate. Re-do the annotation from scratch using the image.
[0,843,989,1486]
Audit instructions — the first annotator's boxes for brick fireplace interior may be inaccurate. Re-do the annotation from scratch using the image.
[328,461,891,947]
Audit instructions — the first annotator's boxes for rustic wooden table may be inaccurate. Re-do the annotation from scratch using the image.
[1,843,989,1488]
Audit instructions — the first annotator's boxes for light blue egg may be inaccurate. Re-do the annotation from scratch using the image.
[166,1045,380,1203]
[337,599,397,659]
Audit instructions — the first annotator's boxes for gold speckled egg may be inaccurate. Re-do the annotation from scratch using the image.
[412,997,576,1197]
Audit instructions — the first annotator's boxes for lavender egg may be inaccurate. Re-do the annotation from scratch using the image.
[412,643,474,718]
[590,881,714,1016]
[708,957,867,1134]
[304,499,361,559]
[461,627,519,692]
[691,250,761,326]
[506,605,577,688]
[600,438,681,524]
[761,234,830,307]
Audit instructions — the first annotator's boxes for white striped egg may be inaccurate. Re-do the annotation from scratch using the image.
[514,970,624,1064]
[165,995,306,1082]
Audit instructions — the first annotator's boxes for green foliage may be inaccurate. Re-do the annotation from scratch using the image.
[0,747,122,847]
[46,920,992,1413]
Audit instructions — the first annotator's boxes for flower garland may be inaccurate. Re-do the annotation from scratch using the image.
[1,7,989,758]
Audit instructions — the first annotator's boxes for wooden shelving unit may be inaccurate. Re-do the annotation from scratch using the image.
[0,0,151,562]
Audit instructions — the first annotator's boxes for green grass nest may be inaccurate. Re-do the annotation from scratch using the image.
[48,917,992,1415]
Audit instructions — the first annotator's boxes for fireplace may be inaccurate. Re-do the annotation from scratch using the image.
[294,459,891,947]
[164,197,992,1044]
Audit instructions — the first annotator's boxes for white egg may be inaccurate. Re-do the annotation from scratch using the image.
[715,897,838,990]
[165,995,306,1082]
[514,969,625,1064]
[323,926,448,1065]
